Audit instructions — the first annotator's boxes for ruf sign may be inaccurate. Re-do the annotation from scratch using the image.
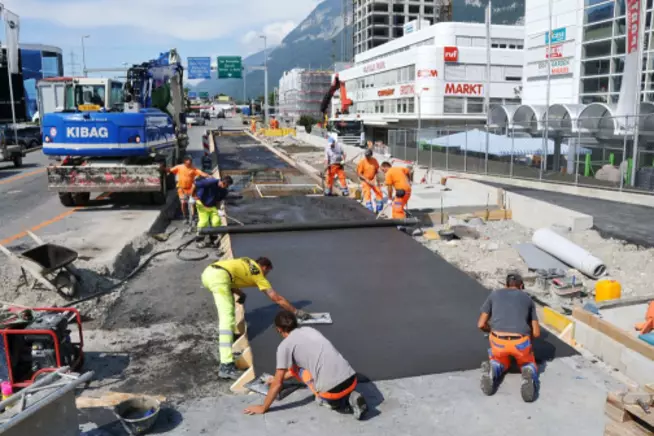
[444,46,459,62]
[445,83,483,96]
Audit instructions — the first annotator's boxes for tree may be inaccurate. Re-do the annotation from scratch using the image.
[184,87,190,95]
[269,91,276,107]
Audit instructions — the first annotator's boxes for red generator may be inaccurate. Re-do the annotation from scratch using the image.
[0,307,84,390]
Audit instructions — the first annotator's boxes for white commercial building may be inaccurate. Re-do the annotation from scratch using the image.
[278,68,333,122]
[334,22,525,141]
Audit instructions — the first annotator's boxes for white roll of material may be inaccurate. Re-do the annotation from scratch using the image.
[532,228,607,279]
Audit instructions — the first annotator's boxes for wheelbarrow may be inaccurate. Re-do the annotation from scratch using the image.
[0,231,82,298]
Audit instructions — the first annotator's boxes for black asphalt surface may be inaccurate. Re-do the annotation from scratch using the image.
[231,224,576,382]
[215,133,289,171]
[484,182,654,247]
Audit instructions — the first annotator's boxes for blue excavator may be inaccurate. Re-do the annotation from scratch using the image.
[41,50,188,206]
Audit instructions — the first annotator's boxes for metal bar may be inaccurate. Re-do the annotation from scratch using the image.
[199,218,420,235]
[0,367,70,410]
[0,371,94,432]
[485,0,491,174]
[541,0,553,181]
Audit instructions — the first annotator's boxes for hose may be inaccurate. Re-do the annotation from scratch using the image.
[65,236,208,307]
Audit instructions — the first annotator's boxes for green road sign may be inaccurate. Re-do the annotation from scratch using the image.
[199,91,210,99]
[218,56,243,79]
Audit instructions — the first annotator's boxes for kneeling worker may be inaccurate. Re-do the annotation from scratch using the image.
[477,273,541,402]
[202,257,310,380]
[244,310,368,420]
[194,175,234,248]
[356,149,383,213]
[380,162,412,219]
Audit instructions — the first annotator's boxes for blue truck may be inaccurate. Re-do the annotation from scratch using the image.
[41,50,188,206]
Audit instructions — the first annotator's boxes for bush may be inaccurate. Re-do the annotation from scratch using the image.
[297,115,317,134]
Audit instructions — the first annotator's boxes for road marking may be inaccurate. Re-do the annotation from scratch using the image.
[0,168,46,186]
[0,192,112,246]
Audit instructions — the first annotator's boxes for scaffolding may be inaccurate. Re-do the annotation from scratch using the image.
[278,68,333,123]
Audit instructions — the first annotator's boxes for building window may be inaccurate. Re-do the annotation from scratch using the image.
[583,58,611,76]
[444,97,465,113]
[445,64,466,80]
[408,98,415,113]
[583,40,612,58]
[467,98,484,113]
[585,3,615,25]
[582,76,610,93]
[584,21,614,41]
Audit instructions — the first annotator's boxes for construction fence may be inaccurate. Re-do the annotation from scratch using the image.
[386,114,654,194]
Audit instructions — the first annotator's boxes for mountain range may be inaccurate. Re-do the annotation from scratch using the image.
[188,0,525,101]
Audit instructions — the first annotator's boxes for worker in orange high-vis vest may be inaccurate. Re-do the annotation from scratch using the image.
[324,136,349,196]
[250,118,257,134]
[380,162,411,219]
[356,149,383,213]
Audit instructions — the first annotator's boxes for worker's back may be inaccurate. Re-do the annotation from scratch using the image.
[385,166,411,191]
[277,326,355,392]
[481,288,537,336]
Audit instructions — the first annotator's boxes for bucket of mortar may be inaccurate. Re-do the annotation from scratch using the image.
[114,396,161,435]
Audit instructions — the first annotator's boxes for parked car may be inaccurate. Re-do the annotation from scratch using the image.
[186,112,206,126]
[2,125,42,151]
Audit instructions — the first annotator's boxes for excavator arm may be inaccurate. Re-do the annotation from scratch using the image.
[320,74,352,122]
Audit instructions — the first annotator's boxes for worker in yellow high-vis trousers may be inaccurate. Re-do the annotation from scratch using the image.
[201,256,311,380]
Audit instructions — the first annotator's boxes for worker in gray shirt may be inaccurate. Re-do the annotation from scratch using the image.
[477,272,541,403]
[244,310,368,420]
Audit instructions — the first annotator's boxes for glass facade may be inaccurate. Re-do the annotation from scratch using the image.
[580,0,654,104]
[16,46,63,119]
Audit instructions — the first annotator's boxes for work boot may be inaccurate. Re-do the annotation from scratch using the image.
[218,363,244,380]
[520,364,538,403]
[348,391,368,420]
[480,361,502,396]
[341,189,350,197]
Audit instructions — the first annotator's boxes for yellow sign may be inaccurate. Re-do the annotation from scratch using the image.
[78,104,101,111]
[217,96,230,102]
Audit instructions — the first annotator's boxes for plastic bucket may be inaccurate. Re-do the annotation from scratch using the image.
[114,396,160,435]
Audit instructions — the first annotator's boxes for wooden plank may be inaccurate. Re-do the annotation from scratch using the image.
[472,209,512,221]
[604,420,653,436]
[543,307,573,333]
[230,366,256,394]
[572,307,654,361]
[605,393,631,423]
[235,347,253,370]
[76,392,166,409]
[232,333,250,355]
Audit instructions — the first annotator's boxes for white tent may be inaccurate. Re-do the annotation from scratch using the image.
[422,129,591,157]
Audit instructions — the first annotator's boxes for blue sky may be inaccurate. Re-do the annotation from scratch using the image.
[7,0,321,79]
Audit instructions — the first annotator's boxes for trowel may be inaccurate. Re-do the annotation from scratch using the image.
[244,373,303,399]
[298,312,333,325]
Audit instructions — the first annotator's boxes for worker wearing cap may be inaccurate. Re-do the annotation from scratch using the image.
[194,175,234,248]
[356,150,383,213]
[324,136,349,196]
[380,162,412,219]
[201,257,311,380]
[244,310,368,420]
[168,156,209,224]
[477,273,541,402]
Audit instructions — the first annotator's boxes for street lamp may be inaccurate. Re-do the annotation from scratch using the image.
[81,35,90,77]
[260,35,268,124]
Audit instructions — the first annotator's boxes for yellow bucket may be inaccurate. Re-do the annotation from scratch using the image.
[595,279,622,302]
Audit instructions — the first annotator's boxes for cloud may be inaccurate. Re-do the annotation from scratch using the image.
[240,20,296,53]
[6,0,320,41]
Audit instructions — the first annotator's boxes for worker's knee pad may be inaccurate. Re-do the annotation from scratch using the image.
[396,189,406,199]
[490,360,505,378]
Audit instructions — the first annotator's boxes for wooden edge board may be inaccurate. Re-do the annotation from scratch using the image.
[230,366,256,394]
[76,392,166,409]
[572,307,654,361]
[604,420,653,436]
[235,347,253,370]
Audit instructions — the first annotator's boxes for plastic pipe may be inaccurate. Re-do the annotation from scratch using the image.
[199,218,420,235]
[532,228,607,279]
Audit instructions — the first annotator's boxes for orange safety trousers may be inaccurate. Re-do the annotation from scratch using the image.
[392,190,411,219]
[290,365,357,401]
[488,332,537,372]
[326,164,347,190]
[361,182,383,204]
